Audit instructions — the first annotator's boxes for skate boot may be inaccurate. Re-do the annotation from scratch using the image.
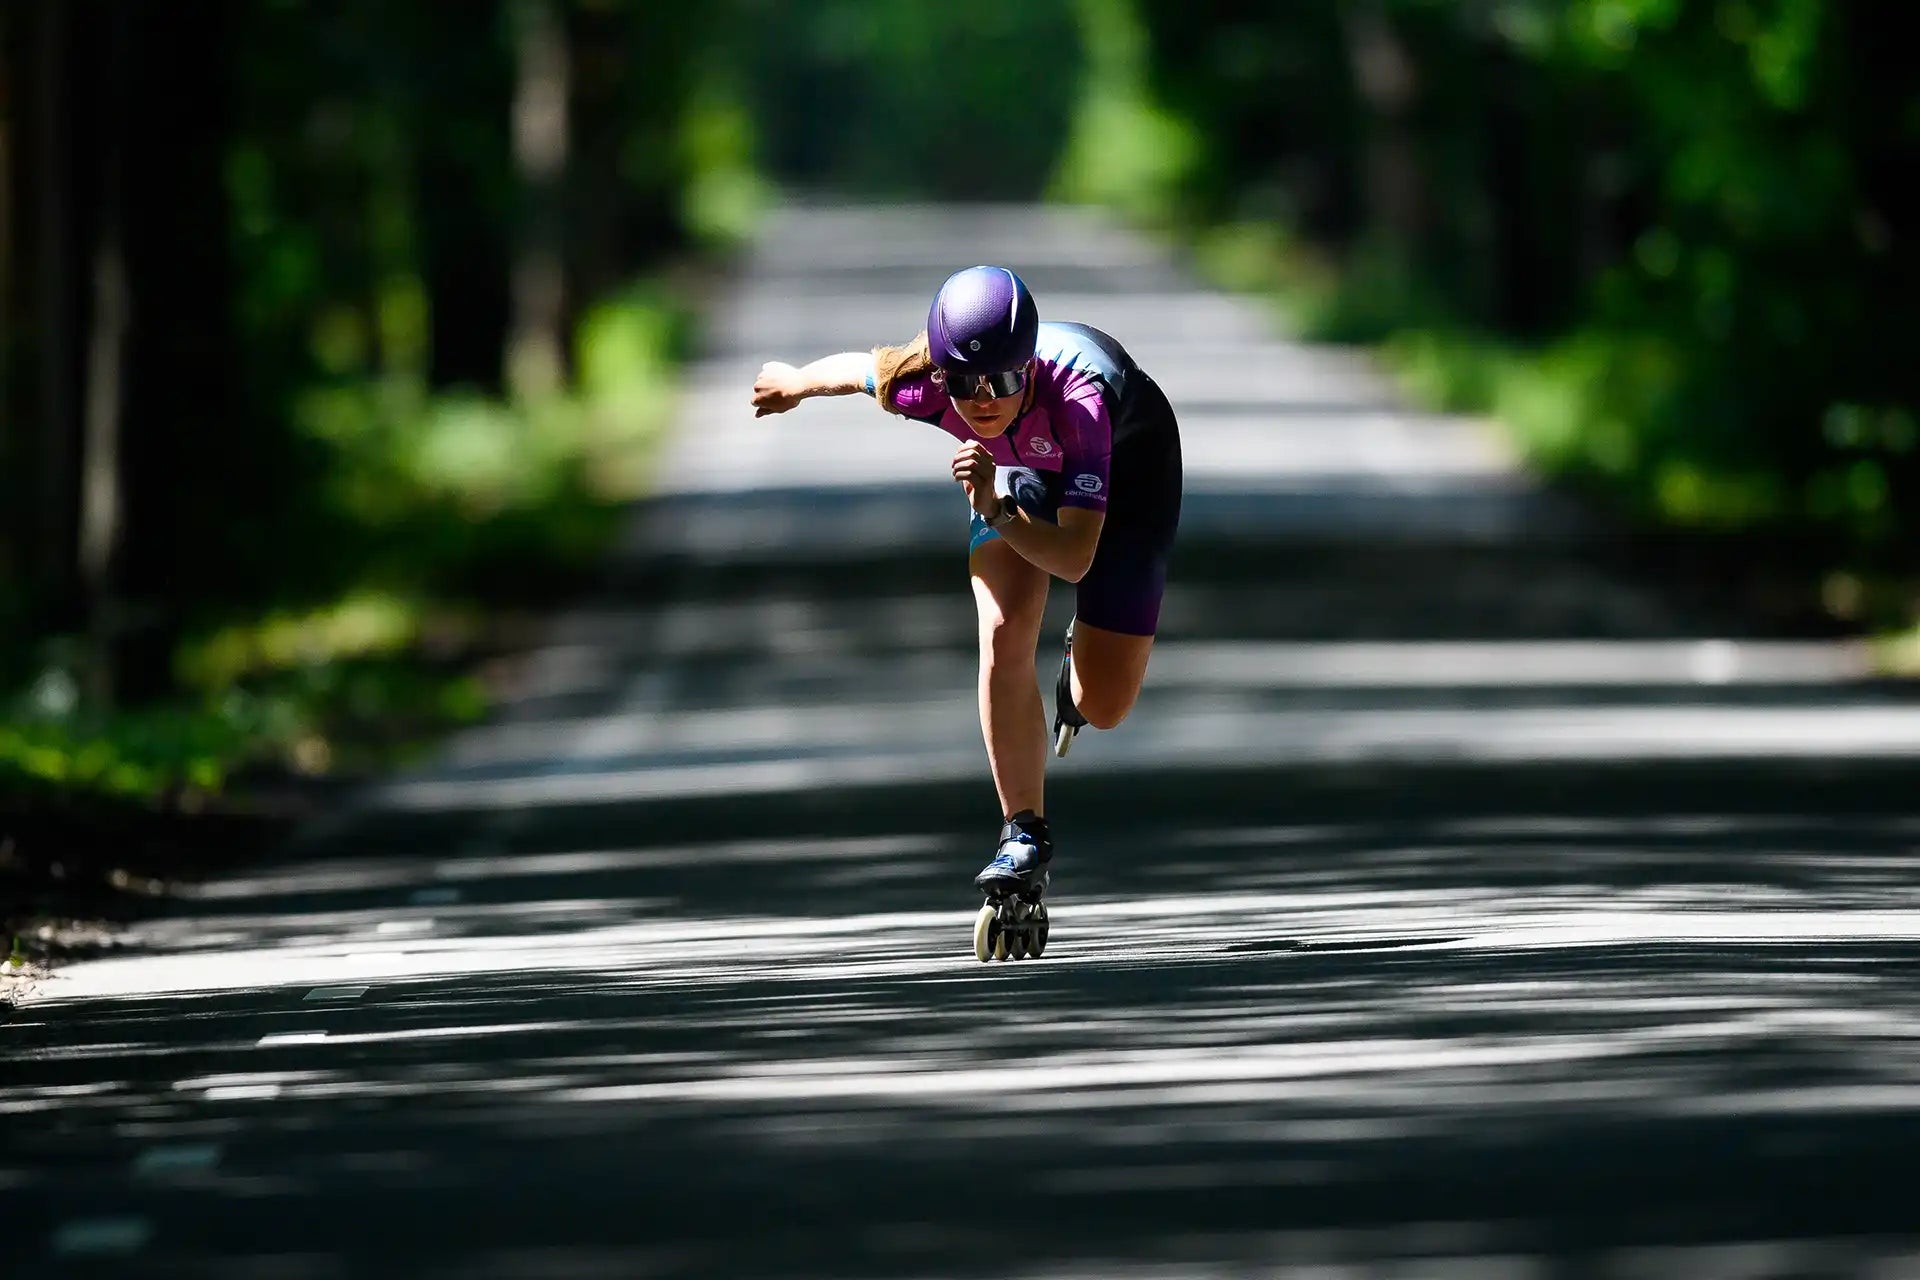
[1053,620,1088,758]
[972,809,1053,963]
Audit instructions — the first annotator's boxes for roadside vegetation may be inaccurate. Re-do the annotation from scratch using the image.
[1106,1,1917,644]
[2,3,758,962]
[4,6,754,809]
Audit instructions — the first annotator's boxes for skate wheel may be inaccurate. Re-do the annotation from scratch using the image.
[1030,903,1049,957]
[974,904,998,963]
[1054,723,1074,757]
[1009,901,1034,960]
[991,918,1010,962]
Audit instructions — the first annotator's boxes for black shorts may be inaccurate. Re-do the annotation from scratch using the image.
[969,373,1182,636]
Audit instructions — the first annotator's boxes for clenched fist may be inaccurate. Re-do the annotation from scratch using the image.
[951,442,1001,518]
[751,362,808,417]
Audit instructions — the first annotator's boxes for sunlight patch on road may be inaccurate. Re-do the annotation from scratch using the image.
[187,835,943,901]
[1147,639,1876,687]
[541,1033,1656,1106]
[25,883,1920,1007]
[360,704,1920,815]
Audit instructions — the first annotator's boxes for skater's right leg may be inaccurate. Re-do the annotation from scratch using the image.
[1062,617,1156,730]
[969,538,1050,820]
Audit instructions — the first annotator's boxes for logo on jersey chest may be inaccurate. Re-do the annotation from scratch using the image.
[1024,437,1054,457]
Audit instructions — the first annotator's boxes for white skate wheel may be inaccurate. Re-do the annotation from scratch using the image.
[973,904,998,963]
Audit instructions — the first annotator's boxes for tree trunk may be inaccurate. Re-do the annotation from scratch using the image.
[421,2,511,395]
[77,4,132,709]
[112,0,236,700]
[28,4,83,639]
[566,2,628,309]
[505,0,570,401]
[1,8,17,600]
[1341,0,1426,251]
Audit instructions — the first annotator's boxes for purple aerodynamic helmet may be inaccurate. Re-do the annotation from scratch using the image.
[927,265,1038,400]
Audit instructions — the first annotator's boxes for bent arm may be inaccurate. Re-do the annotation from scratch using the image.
[992,504,1104,583]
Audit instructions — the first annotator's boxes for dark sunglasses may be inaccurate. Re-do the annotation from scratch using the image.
[935,366,1029,401]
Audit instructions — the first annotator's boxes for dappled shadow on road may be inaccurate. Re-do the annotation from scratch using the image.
[9,760,1920,1274]
[10,951,1920,1276]
[56,759,1920,924]
[14,477,1914,1272]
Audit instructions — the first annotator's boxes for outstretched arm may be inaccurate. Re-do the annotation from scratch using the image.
[751,352,877,417]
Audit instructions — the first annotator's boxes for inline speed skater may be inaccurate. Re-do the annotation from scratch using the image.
[749,265,1184,960]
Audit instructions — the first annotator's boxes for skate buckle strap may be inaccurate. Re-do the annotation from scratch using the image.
[992,828,1042,869]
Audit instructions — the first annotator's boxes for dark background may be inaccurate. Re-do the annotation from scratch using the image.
[2,0,1915,800]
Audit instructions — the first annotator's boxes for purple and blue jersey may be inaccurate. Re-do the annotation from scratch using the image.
[871,320,1184,635]
[880,322,1161,519]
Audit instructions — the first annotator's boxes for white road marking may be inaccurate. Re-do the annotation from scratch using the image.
[302,985,369,1001]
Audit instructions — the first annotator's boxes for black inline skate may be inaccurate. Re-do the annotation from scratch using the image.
[1053,620,1087,758]
[972,809,1052,962]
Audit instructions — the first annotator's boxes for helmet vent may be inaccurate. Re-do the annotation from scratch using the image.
[928,265,1038,372]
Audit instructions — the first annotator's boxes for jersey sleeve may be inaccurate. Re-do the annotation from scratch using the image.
[885,373,949,423]
[1054,378,1113,514]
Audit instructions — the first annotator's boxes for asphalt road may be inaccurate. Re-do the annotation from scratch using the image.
[6,203,1920,1278]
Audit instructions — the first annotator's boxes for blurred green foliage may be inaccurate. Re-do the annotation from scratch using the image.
[3,602,490,802]
[9,0,1917,805]
[0,666,492,803]
[1140,0,1917,563]
[724,0,1080,199]
[1050,0,1203,221]
[212,1,721,600]
[3,0,738,803]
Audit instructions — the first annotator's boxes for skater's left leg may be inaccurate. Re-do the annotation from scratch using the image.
[1064,620,1155,730]
[969,538,1050,819]
[969,541,1057,903]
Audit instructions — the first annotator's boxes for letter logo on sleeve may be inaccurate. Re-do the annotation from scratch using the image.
[1073,474,1103,495]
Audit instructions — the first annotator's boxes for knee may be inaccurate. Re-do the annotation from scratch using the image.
[1073,686,1135,731]
[978,603,1043,671]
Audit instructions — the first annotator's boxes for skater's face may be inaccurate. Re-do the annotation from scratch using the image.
[941,360,1032,438]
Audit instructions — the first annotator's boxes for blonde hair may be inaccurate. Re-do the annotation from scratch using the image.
[872,332,936,415]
